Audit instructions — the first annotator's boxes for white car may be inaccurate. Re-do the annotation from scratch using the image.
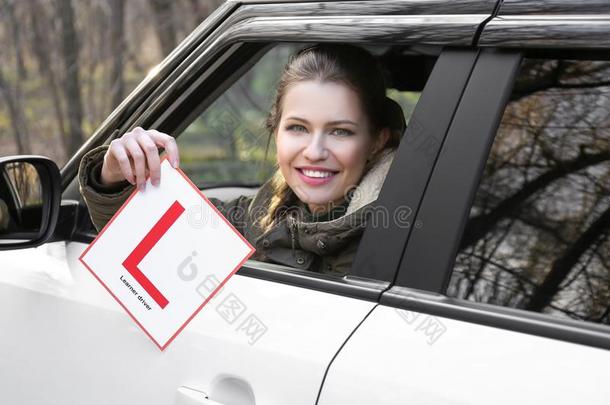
[1,1,609,404]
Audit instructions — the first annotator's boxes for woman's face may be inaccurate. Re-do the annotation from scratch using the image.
[276,80,388,214]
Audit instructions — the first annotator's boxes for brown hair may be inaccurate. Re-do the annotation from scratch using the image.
[258,43,406,232]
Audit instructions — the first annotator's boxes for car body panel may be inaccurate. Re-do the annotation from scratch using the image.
[496,0,610,15]
[480,1,610,49]
[318,305,610,405]
[0,241,376,404]
[229,0,497,14]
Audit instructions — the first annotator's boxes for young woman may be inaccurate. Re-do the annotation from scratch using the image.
[78,43,406,276]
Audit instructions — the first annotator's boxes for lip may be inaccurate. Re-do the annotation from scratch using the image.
[296,165,340,172]
[295,167,338,186]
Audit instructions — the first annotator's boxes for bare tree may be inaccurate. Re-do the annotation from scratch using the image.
[56,0,84,155]
[450,60,610,324]
[149,0,177,57]
[460,150,610,251]
[0,69,31,154]
[27,0,68,159]
[1,0,27,82]
[110,0,126,109]
[184,0,224,31]
[527,205,610,312]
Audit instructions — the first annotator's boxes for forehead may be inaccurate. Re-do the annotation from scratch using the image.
[282,80,365,122]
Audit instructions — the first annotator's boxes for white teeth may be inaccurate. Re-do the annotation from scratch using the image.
[301,169,335,178]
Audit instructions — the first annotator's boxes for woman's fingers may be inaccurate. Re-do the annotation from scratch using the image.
[135,131,161,186]
[149,129,180,168]
[124,137,147,190]
[102,127,178,190]
[108,139,135,185]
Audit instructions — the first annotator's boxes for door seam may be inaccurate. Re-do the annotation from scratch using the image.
[314,303,379,405]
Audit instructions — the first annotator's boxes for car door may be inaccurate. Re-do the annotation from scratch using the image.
[318,5,610,404]
[0,1,493,404]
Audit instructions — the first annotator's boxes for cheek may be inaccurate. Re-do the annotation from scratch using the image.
[333,139,370,175]
[276,132,299,172]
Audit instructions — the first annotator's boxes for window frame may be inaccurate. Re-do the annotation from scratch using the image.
[382,47,610,349]
[64,3,491,301]
[151,42,481,301]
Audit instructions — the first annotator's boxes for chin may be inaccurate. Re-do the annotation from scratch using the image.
[294,191,327,205]
[306,194,340,206]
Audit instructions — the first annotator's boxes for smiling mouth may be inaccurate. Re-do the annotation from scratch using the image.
[296,168,339,178]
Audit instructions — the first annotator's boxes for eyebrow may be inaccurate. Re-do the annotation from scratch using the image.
[286,116,359,127]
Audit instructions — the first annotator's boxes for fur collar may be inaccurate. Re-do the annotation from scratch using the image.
[345,147,396,216]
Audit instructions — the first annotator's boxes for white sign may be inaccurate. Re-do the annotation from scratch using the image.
[79,157,256,350]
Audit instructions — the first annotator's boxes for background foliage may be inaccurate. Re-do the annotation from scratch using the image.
[0,0,224,166]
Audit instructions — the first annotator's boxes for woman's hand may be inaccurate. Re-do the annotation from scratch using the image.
[100,127,180,191]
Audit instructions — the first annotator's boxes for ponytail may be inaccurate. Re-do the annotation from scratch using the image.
[383,95,406,149]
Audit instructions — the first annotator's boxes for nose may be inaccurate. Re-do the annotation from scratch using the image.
[302,132,328,161]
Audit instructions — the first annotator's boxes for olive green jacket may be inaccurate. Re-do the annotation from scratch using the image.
[78,145,396,276]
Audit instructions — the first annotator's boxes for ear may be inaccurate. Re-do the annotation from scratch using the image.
[372,127,390,155]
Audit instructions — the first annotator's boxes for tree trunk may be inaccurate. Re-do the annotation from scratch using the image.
[109,0,126,109]
[149,0,177,57]
[0,68,31,154]
[56,0,84,155]
[1,0,28,81]
[460,151,610,251]
[27,0,68,159]
[526,206,610,312]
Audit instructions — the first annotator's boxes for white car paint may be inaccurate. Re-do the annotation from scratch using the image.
[0,241,375,405]
[318,305,610,405]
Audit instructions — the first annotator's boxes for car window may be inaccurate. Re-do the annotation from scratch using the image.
[175,43,421,188]
[169,41,433,280]
[447,58,610,325]
[175,45,294,187]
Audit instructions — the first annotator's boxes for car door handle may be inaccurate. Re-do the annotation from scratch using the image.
[176,386,224,405]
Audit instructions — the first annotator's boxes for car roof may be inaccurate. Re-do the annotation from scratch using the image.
[227,0,610,15]
[227,0,334,3]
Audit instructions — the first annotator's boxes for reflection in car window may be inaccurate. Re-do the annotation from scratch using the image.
[448,59,610,325]
[5,162,42,209]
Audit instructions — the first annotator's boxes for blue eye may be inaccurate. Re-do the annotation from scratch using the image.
[287,124,307,132]
[332,128,354,136]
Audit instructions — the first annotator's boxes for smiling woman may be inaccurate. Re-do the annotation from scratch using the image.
[257,44,404,235]
[276,80,389,215]
[78,43,406,276]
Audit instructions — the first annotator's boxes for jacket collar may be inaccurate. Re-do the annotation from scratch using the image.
[251,147,397,264]
[343,147,396,216]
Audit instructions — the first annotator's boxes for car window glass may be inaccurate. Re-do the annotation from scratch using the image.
[175,45,294,187]
[447,58,610,325]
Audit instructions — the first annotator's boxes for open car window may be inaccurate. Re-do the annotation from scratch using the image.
[161,41,438,283]
[174,42,424,190]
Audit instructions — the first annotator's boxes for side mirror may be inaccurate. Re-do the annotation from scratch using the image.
[0,156,61,250]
